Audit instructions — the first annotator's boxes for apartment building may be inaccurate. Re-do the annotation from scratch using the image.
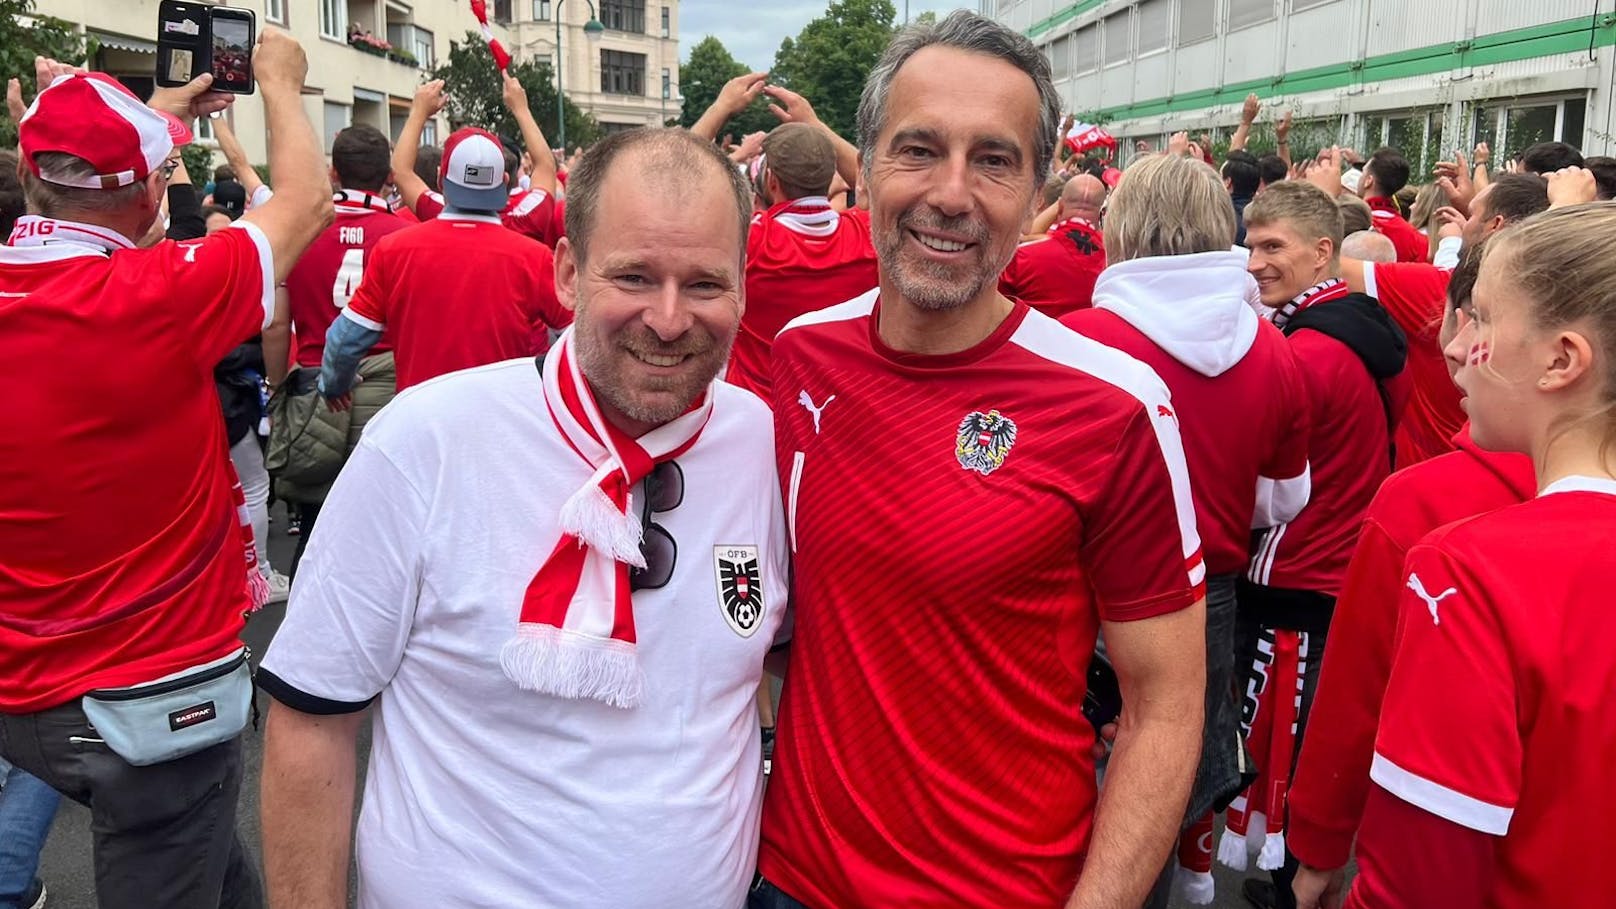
[31,0,680,166]
[986,0,1616,167]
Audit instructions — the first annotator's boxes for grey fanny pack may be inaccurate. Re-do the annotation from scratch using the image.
[81,648,253,766]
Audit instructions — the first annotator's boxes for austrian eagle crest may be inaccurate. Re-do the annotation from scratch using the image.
[955,410,1018,476]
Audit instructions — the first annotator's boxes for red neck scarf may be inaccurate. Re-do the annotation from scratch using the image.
[499,329,712,707]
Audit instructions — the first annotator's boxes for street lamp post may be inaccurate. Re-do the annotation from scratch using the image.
[555,0,605,153]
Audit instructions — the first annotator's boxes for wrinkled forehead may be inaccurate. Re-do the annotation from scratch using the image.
[881,46,1042,157]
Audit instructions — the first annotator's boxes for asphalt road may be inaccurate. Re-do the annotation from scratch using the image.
[34,503,1274,909]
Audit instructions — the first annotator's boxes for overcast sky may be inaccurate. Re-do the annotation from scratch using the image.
[679,1,979,69]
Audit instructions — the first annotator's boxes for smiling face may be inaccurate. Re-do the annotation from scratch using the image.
[1245,219,1334,307]
[865,45,1041,312]
[555,151,744,438]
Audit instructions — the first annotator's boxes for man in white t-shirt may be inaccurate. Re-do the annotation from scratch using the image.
[258,128,787,909]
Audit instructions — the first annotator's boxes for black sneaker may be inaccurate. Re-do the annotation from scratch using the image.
[22,877,46,909]
[286,513,302,537]
[1242,878,1278,909]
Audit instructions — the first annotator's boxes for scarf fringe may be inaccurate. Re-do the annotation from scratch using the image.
[1216,826,1250,871]
[245,569,270,614]
[1173,867,1215,906]
[1257,831,1287,871]
[500,624,645,709]
[559,483,646,568]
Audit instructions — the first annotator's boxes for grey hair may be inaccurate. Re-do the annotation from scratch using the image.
[565,127,753,266]
[856,10,1061,188]
[22,152,149,216]
[1103,153,1237,263]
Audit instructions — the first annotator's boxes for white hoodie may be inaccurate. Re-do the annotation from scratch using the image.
[1091,249,1263,378]
[1090,248,1310,526]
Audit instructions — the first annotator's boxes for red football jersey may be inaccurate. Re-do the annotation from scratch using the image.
[344,212,569,390]
[1358,479,1616,909]
[760,292,1204,907]
[1367,198,1428,264]
[998,217,1107,319]
[1286,429,1534,870]
[283,190,411,368]
[1365,261,1462,468]
[726,199,877,400]
[0,218,271,710]
[1064,308,1309,576]
[413,189,445,221]
[1250,318,1400,596]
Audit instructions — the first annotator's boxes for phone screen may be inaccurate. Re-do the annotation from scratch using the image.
[211,17,251,89]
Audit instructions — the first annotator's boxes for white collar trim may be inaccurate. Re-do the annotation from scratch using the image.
[1539,475,1616,498]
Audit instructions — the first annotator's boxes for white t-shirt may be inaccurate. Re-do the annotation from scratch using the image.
[260,357,788,909]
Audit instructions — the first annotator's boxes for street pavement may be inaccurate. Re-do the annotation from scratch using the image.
[35,502,1273,909]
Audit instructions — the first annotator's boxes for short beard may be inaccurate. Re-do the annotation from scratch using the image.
[572,298,734,429]
[874,208,995,311]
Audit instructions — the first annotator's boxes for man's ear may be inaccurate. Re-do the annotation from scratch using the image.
[553,236,580,314]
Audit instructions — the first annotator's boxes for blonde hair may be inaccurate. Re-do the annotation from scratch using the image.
[1103,153,1235,263]
[1485,204,1616,407]
[1408,183,1444,233]
[1337,194,1374,234]
[1243,181,1344,259]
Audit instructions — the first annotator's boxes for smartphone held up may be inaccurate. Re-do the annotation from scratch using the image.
[156,1,255,95]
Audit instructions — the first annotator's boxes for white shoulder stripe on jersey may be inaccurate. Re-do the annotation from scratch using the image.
[229,219,276,330]
[1011,309,1205,588]
[1539,475,1616,498]
[1253,464,1311,530]
[1370,752,1513,836]
[1361,262,1379,301]
[775,287,879,338]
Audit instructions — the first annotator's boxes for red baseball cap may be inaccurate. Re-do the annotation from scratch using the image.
[439,127,509,211]
[1101,166,1123,189]
[19,72,183,189]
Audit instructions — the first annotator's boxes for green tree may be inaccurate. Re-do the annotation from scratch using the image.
[431,33,600,151]
[770,0,897,140]
[678,35,775,137]
[0,0,90,146]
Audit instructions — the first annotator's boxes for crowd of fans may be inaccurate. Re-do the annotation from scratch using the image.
[2,9,1614,909]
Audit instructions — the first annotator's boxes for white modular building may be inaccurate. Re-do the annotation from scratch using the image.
[986,0,1614,169]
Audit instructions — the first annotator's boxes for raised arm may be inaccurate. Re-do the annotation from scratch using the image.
[1275,109,1293,165]
[391,79,448,212]
[1229,92,1260,152]
[234,30,333,285]
[212,113,265,201]
[502,71,556,196]
[690,71,767,142]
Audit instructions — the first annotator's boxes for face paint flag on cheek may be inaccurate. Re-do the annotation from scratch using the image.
[1468,341,1491,367]
[469,0,513,72]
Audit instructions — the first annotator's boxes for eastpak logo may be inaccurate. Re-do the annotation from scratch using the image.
[168,701,217,731]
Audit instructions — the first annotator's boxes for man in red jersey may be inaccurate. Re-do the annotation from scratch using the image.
[1335,173,1550,467]
[320,126,569,399]
[1355,147,1426,263]
[1000,172,1108,317]
[392,76,561,247]
[691,75,877,400]
[1287,243,1536,909]
[268,123,413,568]
[753,13,1207,909]
[1064,151,1312,909]
[0,34,331,906]
[1230,181,1406,909]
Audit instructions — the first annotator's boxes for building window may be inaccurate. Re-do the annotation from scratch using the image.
[1103,12,1130,66]
[660,5,670,38]
[534,0,551,19]
[1137,0,1169,54]
[601,49,646,95]
[319,0,345,39]
[1179,0,1215,43]
[1291,0,1339,9]
[494,0,513,23]
[661,67,671,99]
[1045,35,1071,80]
[414,28,434,68]
[266,0,285,24]
[323,101,350,150]
[1228,0,1275,30]
[601,0,646,34]
[1073,25,1098,74]
[422,121,438,146]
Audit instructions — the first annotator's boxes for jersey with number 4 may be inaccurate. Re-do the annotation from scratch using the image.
[284,192,412,368]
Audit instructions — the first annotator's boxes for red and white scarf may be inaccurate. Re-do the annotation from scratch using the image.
[468,0,513,71]
[501,328,713,707]
[1047,216,1099,236]
[1219,627,1310,872]
[1270,278,1348,329]
[766,196,840,238]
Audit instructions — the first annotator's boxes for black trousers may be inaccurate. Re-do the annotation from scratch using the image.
[0,701,261,909]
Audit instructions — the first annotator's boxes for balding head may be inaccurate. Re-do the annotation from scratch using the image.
[1342,230,1396,263]
[1061,173,1106,222]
